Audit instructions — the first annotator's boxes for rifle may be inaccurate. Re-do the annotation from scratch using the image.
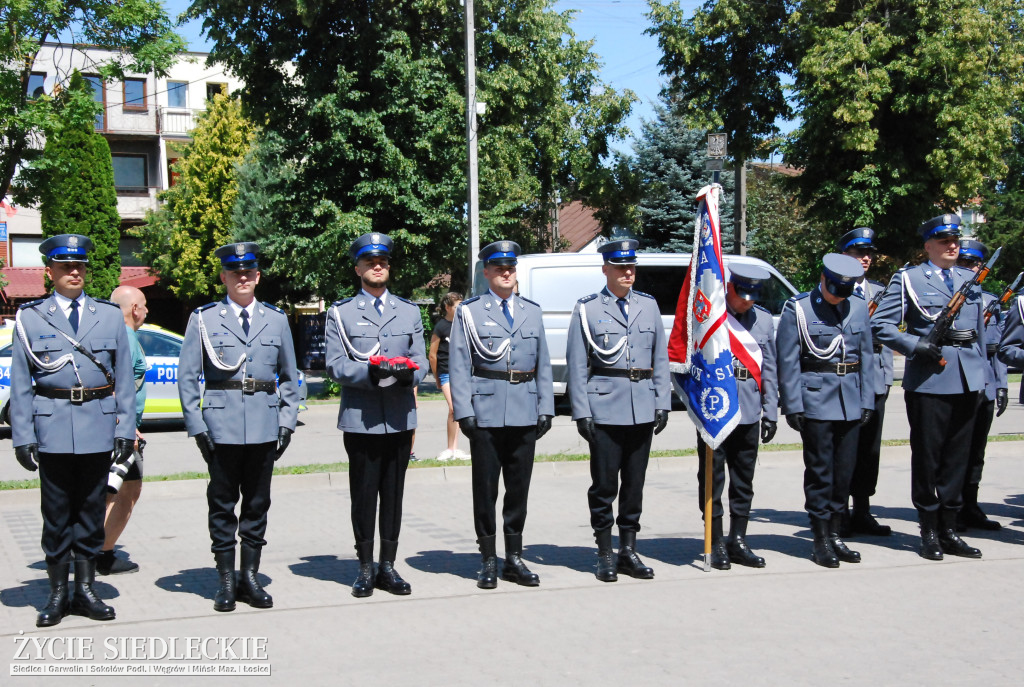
[984,270,1022,325]
[921,247,1001,367]
[868,263,910,317]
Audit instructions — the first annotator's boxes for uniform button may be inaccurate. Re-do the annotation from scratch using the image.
[383,332,388,337]
[511,345,516,351]
[247,343,252,348]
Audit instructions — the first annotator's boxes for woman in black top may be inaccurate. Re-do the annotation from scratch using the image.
[429,291,465,460]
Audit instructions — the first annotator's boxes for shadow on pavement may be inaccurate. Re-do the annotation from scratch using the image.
[290,555,359,587]
[404,550,479,580]
[155,567,249,600]
[523,543,595,575]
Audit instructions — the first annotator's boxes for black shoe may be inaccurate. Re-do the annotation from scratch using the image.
[502,534,539,586]
[476,535,498,589]
[69,559,115,621]
[709,517,730,570]
[594,528,617,582]
[838,507,854,538]
[727,516,765,568]
[213,550,236,612]
[37,562,70,628]
[811,518,839,568]
[96,550,140,576]
[830,514,861,563]
[939,530,982,559]
[919,512,944,561]
[352,541,375,598]
[850,499,892,537]
[960,504,1002,531]
[236,544,273,608]
[375,540,411,595]
[616,529,653,579]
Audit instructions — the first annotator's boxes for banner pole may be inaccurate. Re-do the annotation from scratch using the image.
[703,442,713,572]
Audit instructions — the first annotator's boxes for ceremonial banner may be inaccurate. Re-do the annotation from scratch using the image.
[667,184,739,449]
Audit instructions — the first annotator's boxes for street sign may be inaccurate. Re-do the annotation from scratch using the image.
[707,133,728,159]
[0,222,7,241]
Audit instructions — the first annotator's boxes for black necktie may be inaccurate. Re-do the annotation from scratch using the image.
[617,297,628,322]
[501,299,513,328]
[240,308,250,336]
[68,299,79,333]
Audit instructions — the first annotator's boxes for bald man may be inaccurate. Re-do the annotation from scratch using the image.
[98,285,149,575]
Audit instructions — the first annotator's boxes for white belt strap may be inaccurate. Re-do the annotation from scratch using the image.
[14,309,84,386]
[198,312,246,373]
[578,301,626,364]
[332,306,380,362]
[902,272,940,323]
[794,300,846,361]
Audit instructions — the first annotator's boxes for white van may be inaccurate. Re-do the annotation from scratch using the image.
[472,252,799,395]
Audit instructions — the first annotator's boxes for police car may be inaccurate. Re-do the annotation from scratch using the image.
[0,322,307,424]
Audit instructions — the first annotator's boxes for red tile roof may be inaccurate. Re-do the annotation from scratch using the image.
[1,266,158,300]
[555,201,602,252]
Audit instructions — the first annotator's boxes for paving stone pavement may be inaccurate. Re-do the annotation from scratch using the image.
[0,438,1021,685]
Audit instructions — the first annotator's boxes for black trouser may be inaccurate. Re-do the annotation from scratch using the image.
[469,426,536,538]
[697,421,759,520]
[38,452,111,565]
[849,389,889,500]
[905,390,978,514]
[588,422,655,532]
[965,395,995,488]
[801,419,859,521]
[344,431,412,544]
[207,442,276,553]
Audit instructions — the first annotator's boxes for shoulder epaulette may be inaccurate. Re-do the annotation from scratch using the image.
[261,302,285,314]
[868,278,886,288]
[634,290,655,300]
[461,295,481,305]
[92,298,119,308]
[519,296,541,307]
[330,297,354,308]
[794,292,810,301]
[753,304,771,315]
[18,298,46,310]
[578,293,599,304]
[851,291,866,300]
[392,295,415,306]
[982,290,997,299]
[195,302,218,313]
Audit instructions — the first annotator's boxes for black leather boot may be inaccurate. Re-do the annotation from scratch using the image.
[237,544,273,608]
[594,528,617,582]
[617,529,654,579]
[374,539,411,595]
[959,484,1001,531]
[710,517,730,570]
[36,562,71,627]
[69,559,115,620]
[850,497,892,536]
[213,549,236,611]
[939,510,982,559]
[830,513,861,563]
[476,535,498,589]
[811,518,839,568]
[726,516,765,568]
[919,511,943,561]
[501,533,540,586]
[351,540,375,598]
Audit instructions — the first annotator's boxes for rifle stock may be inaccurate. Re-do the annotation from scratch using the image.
[984,270,1023,325]
[921,247,1001,367]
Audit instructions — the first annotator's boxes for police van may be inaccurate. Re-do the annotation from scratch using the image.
[472,251,798,395]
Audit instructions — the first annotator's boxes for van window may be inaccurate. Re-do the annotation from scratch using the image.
[758,276,794,316]
[634,266,688,316]
[528,266,605,313]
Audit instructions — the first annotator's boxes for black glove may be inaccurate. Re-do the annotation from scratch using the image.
[459,417,478,439]
[195,432,216,465]
[369,360,394,384]
[860,409,875,426]
[654,409,669,435]
[390,362,415,387]
[15,444,39,472]
[576,417,595,443]
[785,413,805,433]
[996,388,1008,417]
[276,427,293,459]
[913,340,943,364]
[113,437,134,465]
[536,414,552,439]
[760,419,777,444]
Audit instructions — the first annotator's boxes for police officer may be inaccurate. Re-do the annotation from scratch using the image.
[11,234,135,626]
[872,214,987,560]
[325,232,427,598]
[179,242,300,612]
[449,240,554,589]
[998,293,1024,406]
[566,239,671,582]
[838,228,895,537]
[694,264,778,570]
[777,254,877,568]
[955,239,1007,531]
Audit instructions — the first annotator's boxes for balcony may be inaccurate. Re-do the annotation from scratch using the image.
[95,106,207,137]
[116,187,160,219]
[160,107,206,136]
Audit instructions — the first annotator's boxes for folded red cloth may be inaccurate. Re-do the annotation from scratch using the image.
[389,356,420,370]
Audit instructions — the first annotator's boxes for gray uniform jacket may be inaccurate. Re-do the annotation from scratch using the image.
[864,279,895,391]
[179,299,299,445]
[872,264,987,395]
[449,293,555,427]
[777,287,877,422]
[981,291,1008,402]
[566,288,670,424]
[325,293,427,434]
[998,295,1024,369]
[11,294,135,453]
[731,305,779,425]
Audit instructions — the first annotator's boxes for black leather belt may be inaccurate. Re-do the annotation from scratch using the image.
[472,368,536,384]
[986,343,998,357]
[206,379,277,393]
[591,367,654,381]
[942,329,977,347]
[36,384,114,403]
[800,360,861,376]
[733,364,752,381]
[873,343,884,354]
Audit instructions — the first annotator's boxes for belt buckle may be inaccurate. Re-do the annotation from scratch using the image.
[835,363,848,376]
[70,385,85,403]
[628,368,642,382]
[734,367,747,381]
[242,378,256,393]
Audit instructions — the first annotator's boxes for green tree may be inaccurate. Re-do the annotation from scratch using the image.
[1,0,185,202]
[631,101,735,253]
[38,73,120,297]
[135,94,256,301]
[977,113,1024,287]
[189,0,634,299]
